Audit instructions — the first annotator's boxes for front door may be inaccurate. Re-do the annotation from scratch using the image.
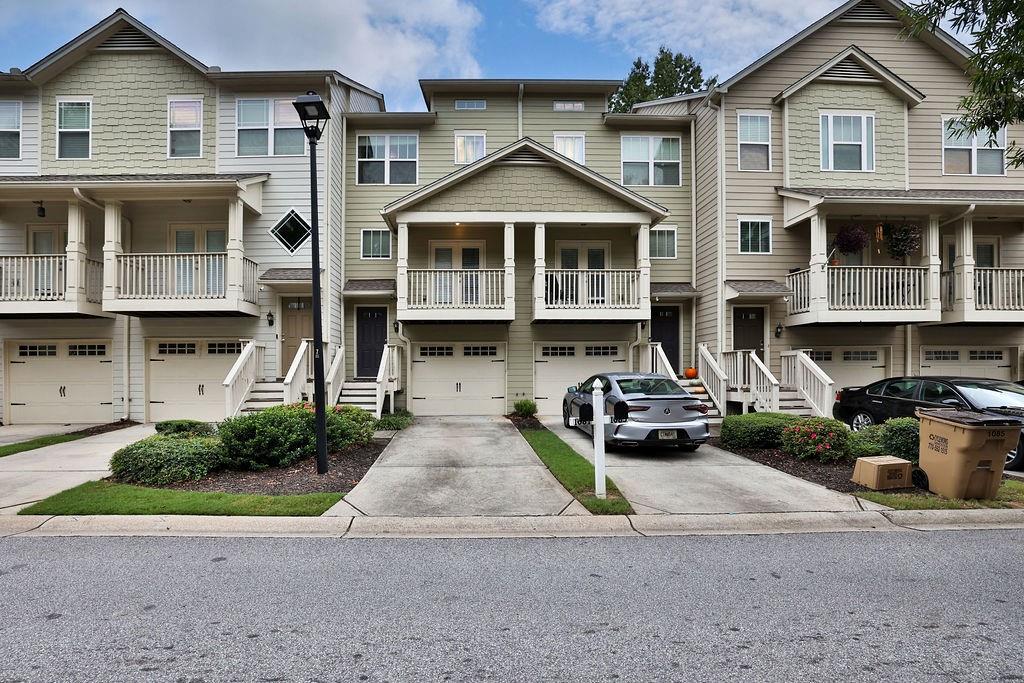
[356,306,388,378]
[651,305,680,372]
[733,307,765,361]
[281,297,314,372]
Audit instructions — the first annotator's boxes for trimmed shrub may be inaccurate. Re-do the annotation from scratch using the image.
[781,417,850,462]
[719,412,801,449]
[154,419,215,437]
[882,417,921,464]
[375,409,413,431]
[327,405,376,448]
[848,424,887,459]
[110,435,224,485]
[513,400,538,418]
[218,405,318,470]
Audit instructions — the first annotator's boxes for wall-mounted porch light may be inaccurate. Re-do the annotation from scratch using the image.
[774,322,784,339]
[266,311,275,327]
[34,201,44,218]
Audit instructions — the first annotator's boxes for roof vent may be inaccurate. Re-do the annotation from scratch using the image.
[838,1,898,23]
[8,67,21,74]
[208,66,221,72]
[820,56,880,82]
[95,25,160,50]
[497,147,551,165]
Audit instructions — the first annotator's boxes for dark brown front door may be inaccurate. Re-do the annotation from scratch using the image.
[651,306,680,372]
[356,307,388,377]
[733,307,765,361]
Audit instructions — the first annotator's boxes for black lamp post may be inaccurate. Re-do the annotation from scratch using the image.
[294,91,331,475]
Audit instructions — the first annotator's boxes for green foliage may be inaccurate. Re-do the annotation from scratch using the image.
[155,419,215,437]
[848,424,887,459]
[375,409,413,431]
[781,418,850,462]
[609,47,715,113]
[109,435,224,485]
[513,399,538,418]
[719,412,800,449]
[882,417,921,464]
[327,405,376,448]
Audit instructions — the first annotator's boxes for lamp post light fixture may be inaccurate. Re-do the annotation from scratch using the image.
[294,91,331,475]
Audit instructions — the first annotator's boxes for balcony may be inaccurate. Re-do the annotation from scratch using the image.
[786,265,940,325]
[400,268,513,321]
[0,255,106,317]
[534,268,648,321]
[941,267,1024,323]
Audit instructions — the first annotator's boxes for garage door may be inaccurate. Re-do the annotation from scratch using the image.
[809,347,888,396]
[148,340,242,422]
[534,342,626,415]
[410,343,506,416]
[7,340,113,424]
[920,347,1014,380]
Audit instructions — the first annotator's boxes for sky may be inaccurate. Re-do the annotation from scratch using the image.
[0,0,957,111]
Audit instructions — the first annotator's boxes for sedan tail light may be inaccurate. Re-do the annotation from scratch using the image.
[694,403,709,415]
[835,390,843,402]
[627,404,650,413]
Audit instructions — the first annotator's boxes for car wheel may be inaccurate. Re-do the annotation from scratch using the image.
[850,411,875,431]
[562,402,571,429]
[1007,434,1024,471]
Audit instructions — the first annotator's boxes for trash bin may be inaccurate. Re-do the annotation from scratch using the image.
[916,408,1022,499]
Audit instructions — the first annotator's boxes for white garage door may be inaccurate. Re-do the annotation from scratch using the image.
[148,340,242,422]
[7,340,113,424]
[809,347,889,396]
[410,343,506,416]
[534,342,626,415]
[920,347,1013,380]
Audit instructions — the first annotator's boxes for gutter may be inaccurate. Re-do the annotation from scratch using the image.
[72,187,103,211]
[939,203,976,227]
[689,117,697,368]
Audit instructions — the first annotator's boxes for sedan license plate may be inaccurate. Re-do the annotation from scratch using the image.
[657,429,676,440]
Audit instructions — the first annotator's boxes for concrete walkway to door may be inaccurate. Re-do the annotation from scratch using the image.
[340,417,580,516]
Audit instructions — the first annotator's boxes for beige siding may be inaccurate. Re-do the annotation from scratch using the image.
[634,101,691,116]
[692,102,721,354]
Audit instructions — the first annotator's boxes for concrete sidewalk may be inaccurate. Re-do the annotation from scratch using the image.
[0,424,155,514]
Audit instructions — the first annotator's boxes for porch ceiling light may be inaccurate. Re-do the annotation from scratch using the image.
[293,91,330,142]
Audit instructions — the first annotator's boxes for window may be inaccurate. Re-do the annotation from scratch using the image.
[236,99,304,157]
[168,98,202,158]
[738,111,770,171]
[553,101,584,112]
[361,228,391,259]
[921,381,960,404]
[585,345,619,357]
[882,379,919,399]
[843,350,879,362]
[0,100,21,159]
[943,118,1005,175]
[464,345,497,357]
[68,344,106,356]
[208,342,243,355]
[738,217,771,254]
[621,135,681,186]
[269,209,312,253]
[553,133,585,163]
[809,350,833,362]
[970,349,1004,361]
[18,344,56,357]
[419,345,454,357]
[820,111,874,171]
[454,99,486,111]
[57,98,90,159]
[650,225,677,259]
[541,345,575,357]
[454,131,486,164]
[157,342,196,355]
[924,349,960,362]
[356,134,418,184]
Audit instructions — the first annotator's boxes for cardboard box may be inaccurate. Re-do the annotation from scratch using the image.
[851,456,912,490]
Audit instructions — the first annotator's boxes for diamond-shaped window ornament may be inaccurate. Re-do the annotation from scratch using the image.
[269,209,313,253]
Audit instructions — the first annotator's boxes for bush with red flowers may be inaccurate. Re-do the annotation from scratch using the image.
[780,417,850,462]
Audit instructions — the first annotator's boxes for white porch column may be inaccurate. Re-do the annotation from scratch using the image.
[65,200,87,305]
[503,222,515,314]
[396,223,409,312]
[102,200,123,303]
[923,214,942,313]
[808,212,829,313]
[954,214,975,314]
[533,222,546,312]
[227,197,245,303]
[637,223,651,311]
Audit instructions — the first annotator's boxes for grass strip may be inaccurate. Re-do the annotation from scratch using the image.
[19,480,342,517]
[519,427,634,515]
[857,479,1024,510]
[0,433,91,458]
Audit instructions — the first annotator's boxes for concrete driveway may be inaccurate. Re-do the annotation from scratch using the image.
[0,423,98,447]
[0,424,155,514]
[541,417,863,514]
[342,417,579,516]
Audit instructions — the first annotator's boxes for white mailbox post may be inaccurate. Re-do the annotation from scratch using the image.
[592,379,607,499]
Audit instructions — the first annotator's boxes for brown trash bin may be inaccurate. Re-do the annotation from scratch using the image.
[916,408,1022,499]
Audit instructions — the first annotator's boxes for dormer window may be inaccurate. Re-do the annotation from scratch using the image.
[820,111,874,172]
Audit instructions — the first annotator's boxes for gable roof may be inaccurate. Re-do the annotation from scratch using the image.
[379,138,669,228]
[772,45,925,106]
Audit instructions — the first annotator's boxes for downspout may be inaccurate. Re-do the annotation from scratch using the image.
[689,118,697,368]
[517,83,524,139]
[939,203,976,227]
[72,187,103,211]
[627,322,643,372]
[904,324,913,376]
[122,317,131,421]
[709,94,727,357]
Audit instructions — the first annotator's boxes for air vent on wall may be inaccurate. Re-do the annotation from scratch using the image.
[838,1,898,23]
[820,56,880,82]
[95,25,160,50]
[496,148,551,165]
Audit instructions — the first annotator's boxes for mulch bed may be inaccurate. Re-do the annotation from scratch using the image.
[68,421,139,438]
[160,438,388,496]
[507,413,544,430]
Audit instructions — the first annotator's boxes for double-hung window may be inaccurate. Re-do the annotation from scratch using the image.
[0,100,21,159]
[454,131,486,164]
[57,98,91,160]
[650,225,677,259]
[361,228,392,259]
[738,111,770,171]
[236,98,304,157]
[168,98,202,158]
[553,132,585,163]
[738,216,772,254]
[622,135,681,186]
[357,133,418,184]
[820,111,874,171]
[943,118,1006,175]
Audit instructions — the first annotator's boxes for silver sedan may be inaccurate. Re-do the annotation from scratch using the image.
[562,372,710,451]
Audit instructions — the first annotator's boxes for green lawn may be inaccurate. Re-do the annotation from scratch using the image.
[19,480,342,516]
[519,427,634,515]
[857,479,1024,511]
[0,432,91,458]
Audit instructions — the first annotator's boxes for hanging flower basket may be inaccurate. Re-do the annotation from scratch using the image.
[833,225,870,255]
[885,223,922,260]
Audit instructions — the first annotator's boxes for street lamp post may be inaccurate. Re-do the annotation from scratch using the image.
[294,91,331,475]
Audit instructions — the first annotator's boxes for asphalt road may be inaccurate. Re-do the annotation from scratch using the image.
[1,531,1022,682]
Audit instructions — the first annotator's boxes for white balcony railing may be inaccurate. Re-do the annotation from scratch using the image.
[543,269,641,309]
[697,343,727,415]
[407,269,505,309]
[0,255,66,301]
[788,265,927,314]
[223,340,266,417]
[85,258,103,304]
[787,269,810,315]
[781,349,834,417]
[941,271,954,311]
[116,253,259,302]
[975,268,1024,311]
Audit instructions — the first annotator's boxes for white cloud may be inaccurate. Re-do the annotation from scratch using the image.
[531,0,844,81]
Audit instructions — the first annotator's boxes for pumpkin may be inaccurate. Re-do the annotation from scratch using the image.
[683,367,699,380]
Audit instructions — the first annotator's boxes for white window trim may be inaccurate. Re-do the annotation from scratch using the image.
[737,109,772,172]
[554,240,613,269]
[649,225,678,260]
[737,215,773,255]
[354,131,419,186]
[620,134,682,187]
[454,130,486,165]
[941,115,1007,177]
[235,98,306,158]
[56,95,92,161]
[167,96,203,160]
[819,110,875,173]
[553,101,585,112]
[428,239,487,268]
[0,99,22,160]
[360,228,393,260]
[552,132,586,164]
[454,99,487,111]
